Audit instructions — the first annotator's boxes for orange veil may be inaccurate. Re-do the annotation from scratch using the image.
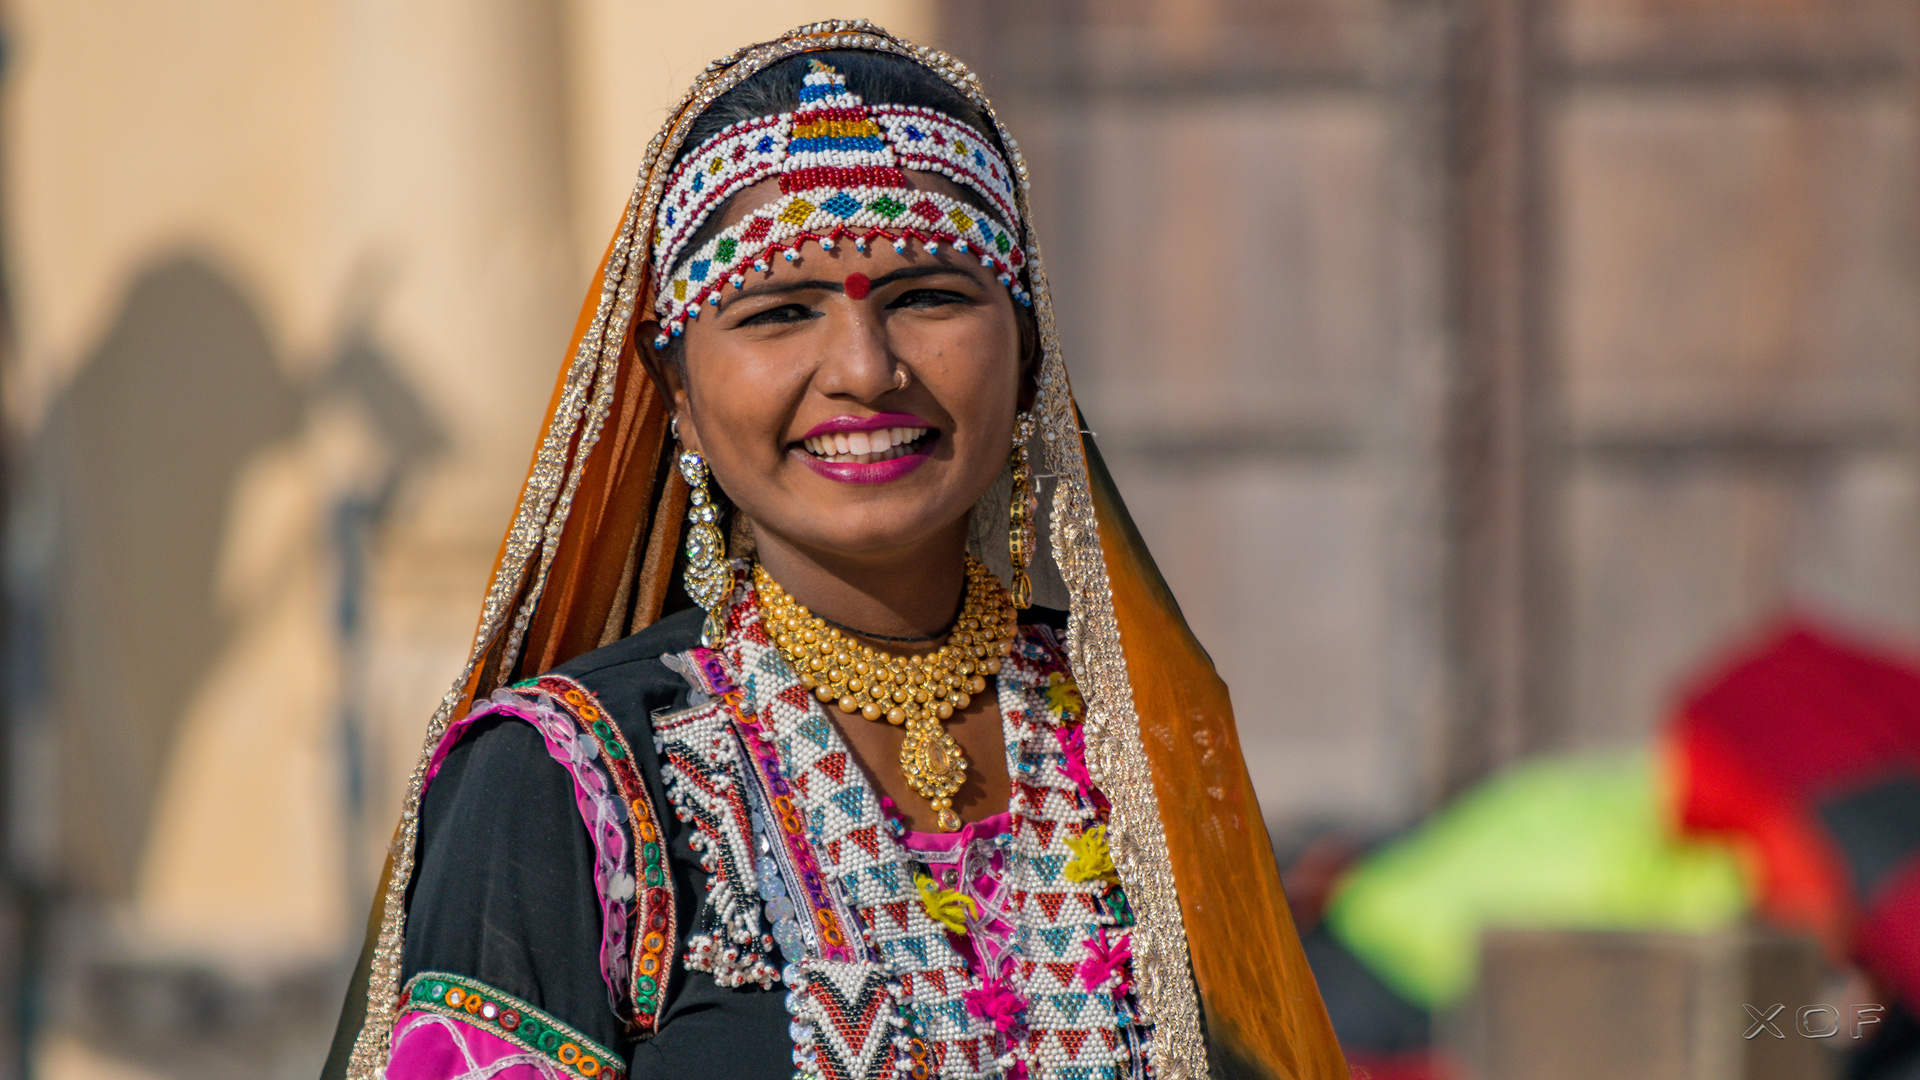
[330,22,1345,1080]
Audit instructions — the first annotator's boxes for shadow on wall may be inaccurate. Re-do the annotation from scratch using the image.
[36,256,302,898]
[12,254,443,1078]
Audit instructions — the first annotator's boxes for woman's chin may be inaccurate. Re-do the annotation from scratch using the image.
[758,506,972,563]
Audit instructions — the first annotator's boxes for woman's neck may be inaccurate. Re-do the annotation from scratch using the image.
[749,521,970,644]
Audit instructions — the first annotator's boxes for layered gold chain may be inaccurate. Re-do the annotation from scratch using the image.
[754,557,1016,831]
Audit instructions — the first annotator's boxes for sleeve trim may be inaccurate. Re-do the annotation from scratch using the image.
[520,674,677,1034]
[399,972,626,1079]
[420,676,675,1037]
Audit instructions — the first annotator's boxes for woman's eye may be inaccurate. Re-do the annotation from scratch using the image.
[890,288,970,309]
[737,303,818,327]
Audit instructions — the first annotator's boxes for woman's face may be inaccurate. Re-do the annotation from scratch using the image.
[644,175,1029,566]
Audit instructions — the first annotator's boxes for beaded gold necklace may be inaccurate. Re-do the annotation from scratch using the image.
[753,558,1016,831]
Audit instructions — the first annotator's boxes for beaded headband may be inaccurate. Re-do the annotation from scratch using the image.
[649,60,1029,347]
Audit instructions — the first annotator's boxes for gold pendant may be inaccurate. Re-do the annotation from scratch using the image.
[898,718,967,830]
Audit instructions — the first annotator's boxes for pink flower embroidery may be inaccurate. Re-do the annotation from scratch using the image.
[1077,928,1133,998]
[962,973,1028,1036]
[1057,724,1094,792]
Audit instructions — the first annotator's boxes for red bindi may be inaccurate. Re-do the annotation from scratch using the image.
[843,272,871,300]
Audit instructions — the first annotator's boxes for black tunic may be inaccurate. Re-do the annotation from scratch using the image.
[402,606,792,1079]
[399,603,1068,1079]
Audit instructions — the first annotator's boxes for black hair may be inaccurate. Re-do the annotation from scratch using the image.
[677,50,1001,172]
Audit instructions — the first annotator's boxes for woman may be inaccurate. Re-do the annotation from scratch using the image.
[326,22,1344,1080]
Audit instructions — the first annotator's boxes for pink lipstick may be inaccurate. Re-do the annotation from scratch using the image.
[793,412,938,484]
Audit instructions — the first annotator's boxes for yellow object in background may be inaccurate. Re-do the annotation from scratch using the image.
[1326,752,1750,1009]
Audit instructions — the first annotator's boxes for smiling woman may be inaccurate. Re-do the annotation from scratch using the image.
[326,23,1344,1080]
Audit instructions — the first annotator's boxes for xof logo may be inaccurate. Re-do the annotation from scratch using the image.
[1743,1003,1884,1040]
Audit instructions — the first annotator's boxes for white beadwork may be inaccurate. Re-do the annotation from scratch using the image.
[661,574,1151,1080]
[649,63,1028,349]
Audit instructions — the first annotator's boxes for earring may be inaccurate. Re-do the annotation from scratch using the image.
[679,449,731,647]
[1008,412,1037,610]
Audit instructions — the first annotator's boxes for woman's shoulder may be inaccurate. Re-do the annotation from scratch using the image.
[548,605,706,727]
[558,604,706,679]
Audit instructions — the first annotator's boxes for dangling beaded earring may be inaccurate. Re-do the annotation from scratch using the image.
[1008,411,1037,609]
[677,436,731,647]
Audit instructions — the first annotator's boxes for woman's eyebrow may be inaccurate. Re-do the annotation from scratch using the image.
[720,263,978,310]
[866,264,972,289]
[721,277,839,308]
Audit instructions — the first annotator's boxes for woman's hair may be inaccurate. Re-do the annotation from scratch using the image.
[649,48,1038,368]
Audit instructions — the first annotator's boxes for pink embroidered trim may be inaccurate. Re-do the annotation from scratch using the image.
[393,972,624,1080]
[421,681,673,1032]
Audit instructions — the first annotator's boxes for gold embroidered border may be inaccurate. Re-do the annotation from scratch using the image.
[347,20,1205,1080]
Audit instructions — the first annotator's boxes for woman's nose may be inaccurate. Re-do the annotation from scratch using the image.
[813,300,898,401]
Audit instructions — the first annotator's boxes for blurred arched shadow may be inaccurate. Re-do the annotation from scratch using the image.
[35,256,299,897]
[26,253,442,905]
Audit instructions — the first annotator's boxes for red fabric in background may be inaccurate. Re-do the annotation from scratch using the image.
[1672,619,1920,1008]
[1857,858,1920,1011]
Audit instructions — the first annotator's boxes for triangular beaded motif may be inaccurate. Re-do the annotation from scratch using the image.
[695,595,996,1075]
[681,586,1146,1080]
[790,959,905,1080]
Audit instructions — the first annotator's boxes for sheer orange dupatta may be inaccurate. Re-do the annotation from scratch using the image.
[1086,437,1348,1079]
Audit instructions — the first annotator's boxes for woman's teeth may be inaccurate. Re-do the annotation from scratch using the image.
[801,426,930,463]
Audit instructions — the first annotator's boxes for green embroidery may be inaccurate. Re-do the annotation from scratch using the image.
[591,719,628,760]
[401,972,624,1080]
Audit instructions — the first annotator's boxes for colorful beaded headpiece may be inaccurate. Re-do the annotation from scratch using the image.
[649,60,1029,348]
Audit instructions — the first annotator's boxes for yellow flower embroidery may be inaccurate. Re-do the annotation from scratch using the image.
[1045,672,1084,722]
[915,873,978,934]
[1064,825,1117,883]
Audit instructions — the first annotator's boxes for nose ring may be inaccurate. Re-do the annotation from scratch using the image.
[893,368,910,391]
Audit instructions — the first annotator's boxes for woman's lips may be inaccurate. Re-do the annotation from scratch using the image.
[791,412,939,484]
[798,412,933,439]
[794,433,937,484]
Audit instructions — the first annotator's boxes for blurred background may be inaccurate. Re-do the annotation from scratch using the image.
[2,1,1918,1078]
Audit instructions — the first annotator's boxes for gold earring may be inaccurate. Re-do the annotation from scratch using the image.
[679,449,731,646]
[1008,412,1036,609]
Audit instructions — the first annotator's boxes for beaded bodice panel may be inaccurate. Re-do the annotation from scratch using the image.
[653,578,1150,1080]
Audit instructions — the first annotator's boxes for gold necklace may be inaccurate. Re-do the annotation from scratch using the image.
[754,557,1015,831]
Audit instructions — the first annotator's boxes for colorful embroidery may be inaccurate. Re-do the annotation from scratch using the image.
[1063,826,1117,884]
[425,677,675,1036]
[1043,673,1083,724]
[665,574,1152,1080]
[525,676,677,1031]
[399,972,626,1080]
[650,62,1028,347]
[1076,929,1133,999]
[787,959,917,1080]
